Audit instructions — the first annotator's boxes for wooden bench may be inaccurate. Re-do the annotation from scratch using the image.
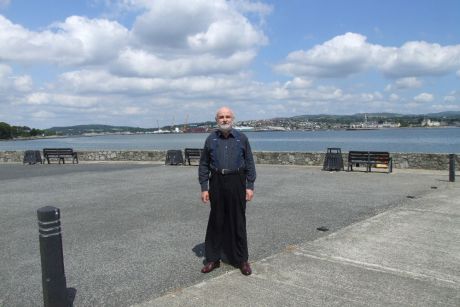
[184,148,203,165]
[43,148,79,164]
[347,151,392,173]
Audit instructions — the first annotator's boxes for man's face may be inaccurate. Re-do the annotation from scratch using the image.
[216,108,234,132]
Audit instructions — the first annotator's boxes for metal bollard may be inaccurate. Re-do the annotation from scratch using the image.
[449,154,456,182]
[37,206,69,307]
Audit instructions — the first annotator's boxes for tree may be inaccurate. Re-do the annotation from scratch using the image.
[0,122,12,139]
[30,128,40,136]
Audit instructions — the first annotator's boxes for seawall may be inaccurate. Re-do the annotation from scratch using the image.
[1,150,459,170]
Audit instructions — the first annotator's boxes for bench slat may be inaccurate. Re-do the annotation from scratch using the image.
[348,151,392,173]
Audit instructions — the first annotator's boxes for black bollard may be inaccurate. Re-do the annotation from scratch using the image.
[37,206,69,307]
[449,154,456,182]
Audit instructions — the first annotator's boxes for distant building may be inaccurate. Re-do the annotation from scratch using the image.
[378,122,401,128]
[233,126,255,131]
[421,119,441,127]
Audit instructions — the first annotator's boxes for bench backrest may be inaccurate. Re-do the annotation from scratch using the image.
[348,151,390,162]
[348,151,370,161]
[43,148,74,155]
[184,148,203,157]
[368,152,391,163]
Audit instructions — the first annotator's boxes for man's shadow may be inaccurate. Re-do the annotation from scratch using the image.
[68,287,77,306]
[192,243,206,264]
[192,242,233,267]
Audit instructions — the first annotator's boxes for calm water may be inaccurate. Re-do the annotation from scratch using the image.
[0,128,459,153]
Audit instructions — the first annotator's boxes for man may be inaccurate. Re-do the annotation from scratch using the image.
[198,106,256,276]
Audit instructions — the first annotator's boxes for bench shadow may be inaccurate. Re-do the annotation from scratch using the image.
[346,170,390,174]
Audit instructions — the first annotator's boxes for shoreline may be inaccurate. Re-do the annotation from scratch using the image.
[1,126,459,143]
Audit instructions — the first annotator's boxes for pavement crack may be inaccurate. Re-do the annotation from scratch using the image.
[294,250,458,287]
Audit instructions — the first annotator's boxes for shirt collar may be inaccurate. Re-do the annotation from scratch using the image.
[216,128,235,138]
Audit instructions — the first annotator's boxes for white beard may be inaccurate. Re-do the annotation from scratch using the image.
[218,123,232,132]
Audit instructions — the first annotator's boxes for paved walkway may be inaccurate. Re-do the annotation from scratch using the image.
[136,182,460,306]
[0,164,458,306]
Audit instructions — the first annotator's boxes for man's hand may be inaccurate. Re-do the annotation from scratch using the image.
[201,191,209,203]
[246,189,254,201]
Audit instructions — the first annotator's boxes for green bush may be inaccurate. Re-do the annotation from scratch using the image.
[0,122,12,139]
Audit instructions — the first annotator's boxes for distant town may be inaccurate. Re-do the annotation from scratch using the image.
[1,111,460,139]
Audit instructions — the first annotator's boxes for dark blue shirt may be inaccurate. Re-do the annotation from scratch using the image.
[198,129,256,192]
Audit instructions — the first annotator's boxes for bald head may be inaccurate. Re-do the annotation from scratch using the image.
[215,106,234,121]
[215,106,234,133]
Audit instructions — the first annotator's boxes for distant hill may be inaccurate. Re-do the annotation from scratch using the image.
[47,124,155,135]
[424,111,460,118]
[289,111,460,122]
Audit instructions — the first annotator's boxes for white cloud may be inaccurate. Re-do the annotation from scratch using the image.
[283,78,313,89]
[112,48,256,78]
[0,64,33,93]
[275,33,381,78]
[0,63,12,78]
[24,92,100,108]
[386,77,422,91]
[122,106,142,115]
[131,0,267,55]
[443,91,459,104]
[0,1,265,77]
[56,69,248,96]
[31,110,56,119]
[431,104,460,111]
[389,93,400,101]
[414,92,434,103]
[13,75,33,92]
[444,95,456,102]
[275,32,460,79]
[397,77,422,88]
[0,15,128,66]
[379,41,460,78]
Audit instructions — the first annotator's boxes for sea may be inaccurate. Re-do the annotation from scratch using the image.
[0,127,459,153]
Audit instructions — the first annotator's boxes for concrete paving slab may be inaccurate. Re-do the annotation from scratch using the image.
[299,185,460,285]
[138,250,458,307]
[138,183,460,307]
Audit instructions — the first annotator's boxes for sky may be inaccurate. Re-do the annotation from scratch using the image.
[0,0,459,129]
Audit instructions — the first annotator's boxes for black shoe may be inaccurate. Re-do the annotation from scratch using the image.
[201,261,220,273]
[240,262,252,276]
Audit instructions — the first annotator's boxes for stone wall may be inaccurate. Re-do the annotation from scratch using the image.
[0,151,22,163]
[1,150,459,170]
[253,151,460,170]
[79,150,166,162]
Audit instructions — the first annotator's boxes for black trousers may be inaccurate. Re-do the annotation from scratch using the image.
[205,172,248,265]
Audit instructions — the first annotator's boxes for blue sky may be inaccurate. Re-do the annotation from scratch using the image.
[0,0,459,128]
